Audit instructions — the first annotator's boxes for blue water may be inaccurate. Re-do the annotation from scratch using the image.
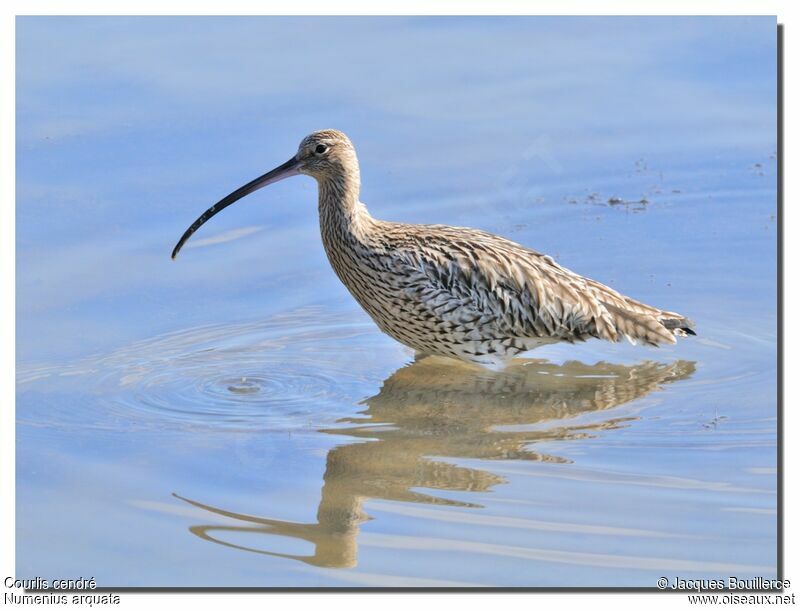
[16,16,777,587]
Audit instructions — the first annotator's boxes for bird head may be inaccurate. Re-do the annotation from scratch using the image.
[171,129,357,259]
[295,129,358,181]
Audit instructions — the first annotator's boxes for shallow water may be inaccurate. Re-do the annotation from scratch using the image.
[16,17,777,587]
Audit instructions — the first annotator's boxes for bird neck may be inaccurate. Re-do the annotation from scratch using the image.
[317,170,372,238]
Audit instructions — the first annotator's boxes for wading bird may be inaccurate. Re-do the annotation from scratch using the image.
[172,130,694,369]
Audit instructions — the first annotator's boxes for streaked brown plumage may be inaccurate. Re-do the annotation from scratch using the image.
[172,129,695,369]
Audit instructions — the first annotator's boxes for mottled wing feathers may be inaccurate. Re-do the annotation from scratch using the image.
[379,222,693,347]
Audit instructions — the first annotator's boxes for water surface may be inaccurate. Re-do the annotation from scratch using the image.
[16,16,777,587]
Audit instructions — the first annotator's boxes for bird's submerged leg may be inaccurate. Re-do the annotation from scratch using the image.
[467,354,509,372]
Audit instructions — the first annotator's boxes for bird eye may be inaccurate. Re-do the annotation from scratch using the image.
[315,144,328,154]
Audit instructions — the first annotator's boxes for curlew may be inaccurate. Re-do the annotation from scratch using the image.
[172,130,695,369]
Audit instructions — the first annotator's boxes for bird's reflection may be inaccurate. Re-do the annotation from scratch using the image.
[174,357,694,568]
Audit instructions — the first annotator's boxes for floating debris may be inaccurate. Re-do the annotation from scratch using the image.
[703,413,728,431]
[607,196,649,209]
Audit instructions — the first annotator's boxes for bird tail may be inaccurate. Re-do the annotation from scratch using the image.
[599,300,696,346]
[575,276,696,346]
[659,314,697,338]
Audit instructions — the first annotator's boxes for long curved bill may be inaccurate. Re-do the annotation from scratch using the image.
[171,156,301,259]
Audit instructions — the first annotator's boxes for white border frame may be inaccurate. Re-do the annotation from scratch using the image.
[3,4,795,609]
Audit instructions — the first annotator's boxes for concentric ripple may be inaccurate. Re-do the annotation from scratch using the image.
[17,306,392,432]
